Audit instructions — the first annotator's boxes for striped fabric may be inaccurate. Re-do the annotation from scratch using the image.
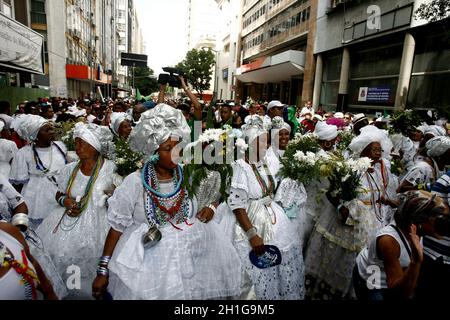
[423,236,450,265]
[432,170,450,205]
[427,171,450,264]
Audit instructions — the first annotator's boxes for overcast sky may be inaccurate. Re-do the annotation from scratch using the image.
[134,0,189,75]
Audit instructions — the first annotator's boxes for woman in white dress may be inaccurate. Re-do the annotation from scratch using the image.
[92,104,242,300]
[9,115,68,229]
[304,125,397,300]
[398,136,450,193]
[0,119,18,178]
[225,115,305,300]
[35,122,115,299]
[269,117,308,249]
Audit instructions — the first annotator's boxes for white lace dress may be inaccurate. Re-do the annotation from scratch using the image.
[9,142,67,228]
[267,147,309,249]
[106,171,242,300]
[34,160,116,300]
[221,156,305,300]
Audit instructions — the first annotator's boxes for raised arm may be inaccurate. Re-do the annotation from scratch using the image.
[179,76,201,121]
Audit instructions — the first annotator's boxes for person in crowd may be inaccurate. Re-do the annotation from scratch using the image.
[0,119,18,178]
[131,103,146,125]
[92,104,242,300]
[354,191,448,300]
[0,221,58,300]
[267,101,285,120]
[35,122,116,299]
[40,104,55,121]
[9,115,68,229]
[414,170,450,299]
[300,111,315,133]
[215,103,233,128]
[305,125,396,300]
[398,136,450,193]
[109,112,132,140]
[352,114,369,136]
[232,101,249,122]
[225,115,305,300]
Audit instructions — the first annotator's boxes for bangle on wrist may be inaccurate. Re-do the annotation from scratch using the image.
[12,213,29,231]
[245,226,258,240]
[208,204,217,215]
[96,266,109,277]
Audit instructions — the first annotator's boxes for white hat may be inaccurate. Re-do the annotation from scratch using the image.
[334,112,344,119]
[267,100,284,111]
[349,125,393,159]
[129,103,191,156]
[353,113,367,125]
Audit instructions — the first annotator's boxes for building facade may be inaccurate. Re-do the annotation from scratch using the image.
[313,0,450,113]
[21,0,144,99]
[215,0,242,102]
[235,0,318,107]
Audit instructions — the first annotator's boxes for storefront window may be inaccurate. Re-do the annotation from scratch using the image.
[408,74,450,109]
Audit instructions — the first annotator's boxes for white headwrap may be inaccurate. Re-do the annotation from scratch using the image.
[242,115,268,145]
[128,103,191,155]
[271,116,291,133]
[73,122,113,155]
[0,119,4,132]
[426,136,450,158]
[109,112,132,136]
[314,121,338,141]
[12,114,49,142]
[424,125,445,137]
[349,125,393,159]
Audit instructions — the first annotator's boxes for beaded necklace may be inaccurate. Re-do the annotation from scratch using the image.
[251,162,276,198]
[32,142,68,173]
[365,171,383,223]
[250,162,277,224]
[0,241,39,300]
[142,162,192,231]
[53,157,104,233]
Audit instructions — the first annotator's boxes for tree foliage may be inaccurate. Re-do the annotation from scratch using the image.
[175,49,215,97]
[415,0,450,22]
[131,67,159,96]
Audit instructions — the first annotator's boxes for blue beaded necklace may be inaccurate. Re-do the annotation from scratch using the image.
[141,161,191,229]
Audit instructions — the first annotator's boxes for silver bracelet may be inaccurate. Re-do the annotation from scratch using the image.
[245,226,258,240]
[96,266,109,277]
[12,213,29,230]
[208,204,217,215]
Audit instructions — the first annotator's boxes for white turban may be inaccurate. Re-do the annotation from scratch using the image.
[349,125,393,159]
[0,119,4,132]
[13,114,49,142]
[314,121,338,141]
[242,115,268,145]
[109,112,132,136]
[424,125,445,137]
[271,116,291,133]
[426,136,450,158]
[128,103,191,155]
[73,122,113,155]
[300,107,313,117]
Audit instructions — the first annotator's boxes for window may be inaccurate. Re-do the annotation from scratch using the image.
[31,0,46,24]
[1,0,13,17]
[223,68,228,80]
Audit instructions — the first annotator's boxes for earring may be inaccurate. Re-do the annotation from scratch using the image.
[149,153,159,164]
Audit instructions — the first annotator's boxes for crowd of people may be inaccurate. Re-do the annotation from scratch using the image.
[0,77,449,301]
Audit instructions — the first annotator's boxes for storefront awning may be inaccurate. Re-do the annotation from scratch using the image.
[236,50,305,84]
[0,12,44,74]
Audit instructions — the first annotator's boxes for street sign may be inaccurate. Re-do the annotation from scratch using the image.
[121,53,148,68]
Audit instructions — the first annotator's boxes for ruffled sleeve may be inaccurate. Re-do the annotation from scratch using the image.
[0,140,18,163]
[107,172,141,233]
[9,146,31,184]
[228,160,250,211]
[0,175,24,210]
